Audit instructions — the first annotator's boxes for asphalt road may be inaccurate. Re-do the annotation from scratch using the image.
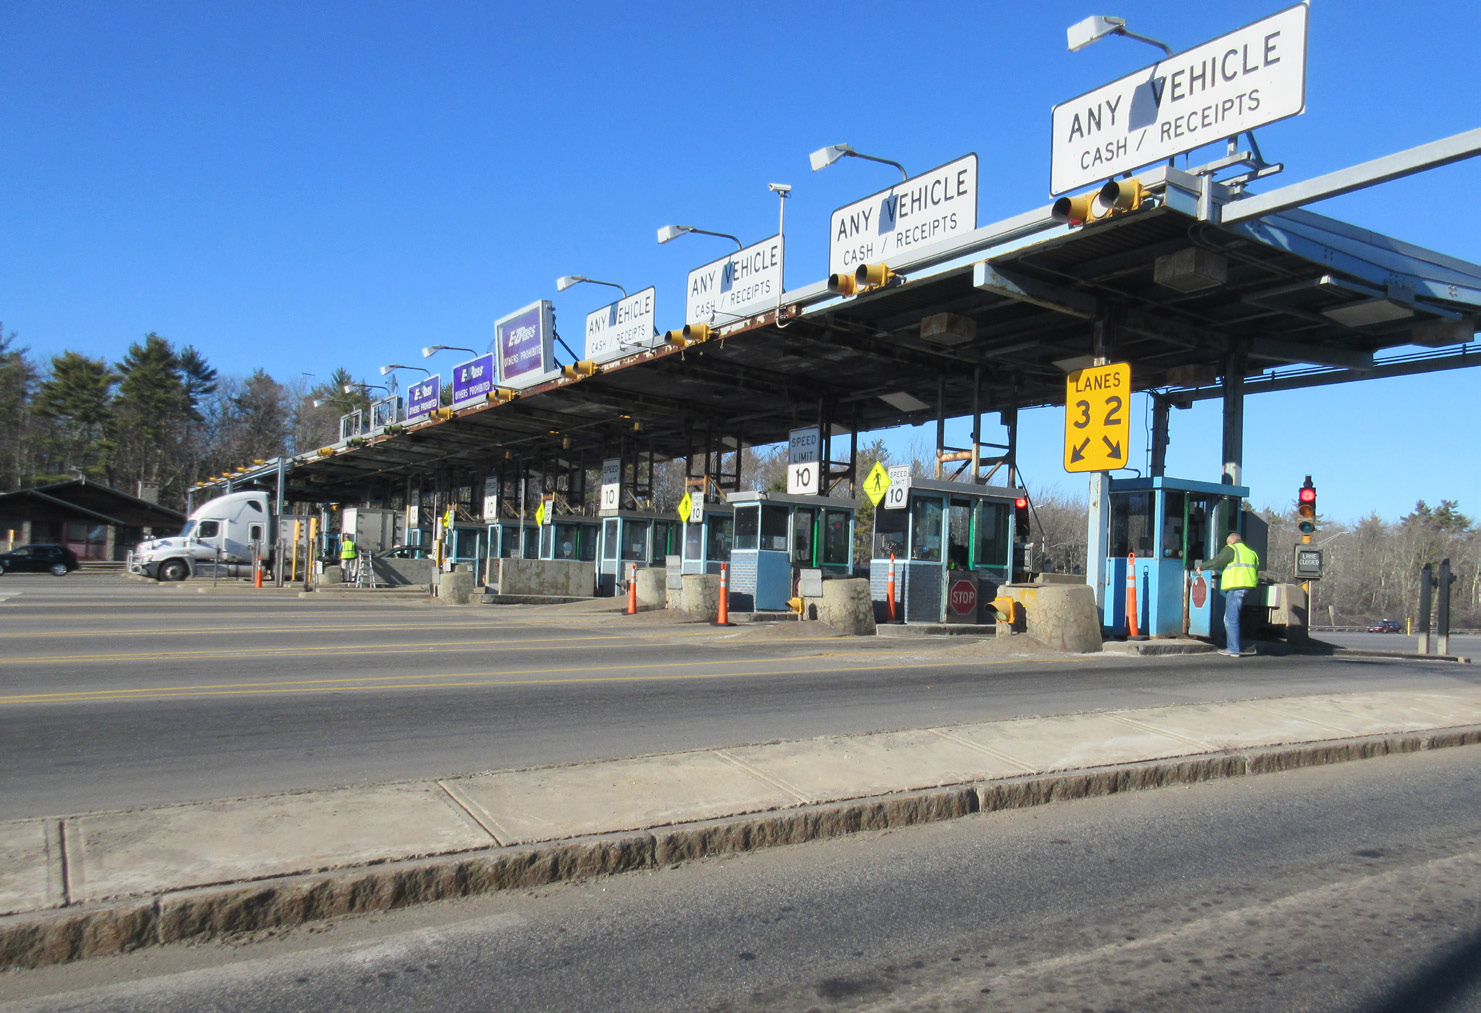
[4,738,1477,1012]
[1,576,1476,819]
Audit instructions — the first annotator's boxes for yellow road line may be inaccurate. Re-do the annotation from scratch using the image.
[0,618,713,639]
[2,654,1022,706]
[0,634,851,665]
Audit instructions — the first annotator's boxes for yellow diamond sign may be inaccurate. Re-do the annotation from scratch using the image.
[678,491,693,523]
[863,461,891,506]
[534,501,546,525]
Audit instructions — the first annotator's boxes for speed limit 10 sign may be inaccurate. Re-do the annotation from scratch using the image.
[787,461,819,495]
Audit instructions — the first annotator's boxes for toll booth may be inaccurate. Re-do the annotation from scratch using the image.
[869,479,1025,624]
[725,491,856,612]
[596,511,679,596]
[680,503,733,575]
[538,518,599,563]
[487,521,540,560]
[1101,477,1267,638]
[447,525,485,568]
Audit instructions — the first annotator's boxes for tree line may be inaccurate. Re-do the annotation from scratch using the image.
[0,325,366,508]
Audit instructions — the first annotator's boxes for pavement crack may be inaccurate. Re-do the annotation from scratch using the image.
[712,751,813,804]
[434,781,508,846]
[928,729,1039,773]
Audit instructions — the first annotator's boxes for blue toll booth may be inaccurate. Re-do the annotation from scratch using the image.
[538,518,599,562]
[869,479,1025,624]
[447,525,486,568]
[1101,477,1265,638]
[680,503,733,575]
[596,511,679,596]
[725,491,856,612]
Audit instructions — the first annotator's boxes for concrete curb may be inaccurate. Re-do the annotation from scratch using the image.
[5,724,1478,971]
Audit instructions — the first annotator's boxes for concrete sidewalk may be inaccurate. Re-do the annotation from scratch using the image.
[4,684,1480,969]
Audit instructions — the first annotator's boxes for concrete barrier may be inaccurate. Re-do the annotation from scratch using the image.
[635,568,666,610]
[438,570,474,605]
[498,559,595,597]
[372,557,437,587]
[682,573,721,619]
[1003,583,1102,652]
[815,578,876,636]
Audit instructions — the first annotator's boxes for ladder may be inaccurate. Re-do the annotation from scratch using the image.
[355,549,377,589]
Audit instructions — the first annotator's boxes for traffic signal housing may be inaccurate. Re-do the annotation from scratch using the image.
[1051,177,1151,226]
[1013,496,1031,537]
[1297,476,1317,544]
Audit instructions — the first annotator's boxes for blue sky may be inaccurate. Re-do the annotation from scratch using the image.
[3,0,1478,523]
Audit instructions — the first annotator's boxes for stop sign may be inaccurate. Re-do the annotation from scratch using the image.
[1191,575,1208,608]
[949,579,977,616]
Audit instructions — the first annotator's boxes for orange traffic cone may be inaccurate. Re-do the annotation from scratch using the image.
[1125,552,1140,638]
[717,562,730,625]
[626,562,638,615]
[886,552,897,622]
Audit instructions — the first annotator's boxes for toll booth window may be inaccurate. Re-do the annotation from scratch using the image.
[791,508,816,565]
[540,524,554,559]
[650,521,676,565]
[522,525,540,560]
[197,520,220,538]
[1161,492,1186,559]
[1109,492,1154,557]
[734,507,759,551]
[707,515,733,561]
[602,519,618,560]
[761,505,790,552]
[947,499,971,571]
[1186,498,1214,564]
[684,521,702,561]
[822,509,851,566]
[554,523,579,560]
[911,497,943,561]
[974,500,1010,569]
[874,505,907,559]
[621,520,650,561]
[494,527,512,558]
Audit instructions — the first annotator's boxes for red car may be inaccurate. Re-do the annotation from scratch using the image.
[1366,619,1403,633]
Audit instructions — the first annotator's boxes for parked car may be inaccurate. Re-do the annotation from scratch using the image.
[0,543,80,576]
[1366,619,1403,633]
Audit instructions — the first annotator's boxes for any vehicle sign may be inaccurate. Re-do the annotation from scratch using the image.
[585,287,658,364]
[1050,3,1307,194]
[684,235,783,326]
[828,154,977,278]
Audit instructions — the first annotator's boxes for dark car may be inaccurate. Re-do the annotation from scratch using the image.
[1366,619,1403,633]
[0,543,80,576]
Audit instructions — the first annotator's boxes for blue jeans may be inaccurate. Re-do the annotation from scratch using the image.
[1224,587,1250,654]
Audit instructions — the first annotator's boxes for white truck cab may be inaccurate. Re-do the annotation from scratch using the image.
[132,491,273,581]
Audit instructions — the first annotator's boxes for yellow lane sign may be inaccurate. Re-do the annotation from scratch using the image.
[677,491,693,523]
[1063,362,1131,473]
[863,461,891,506]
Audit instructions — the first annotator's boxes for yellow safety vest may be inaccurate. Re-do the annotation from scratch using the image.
[1223,542,1259,589]
[340,539,356,560]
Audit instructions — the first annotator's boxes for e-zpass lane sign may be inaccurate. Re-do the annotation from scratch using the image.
[1050,3,1307,195]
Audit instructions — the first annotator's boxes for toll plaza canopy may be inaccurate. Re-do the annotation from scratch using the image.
[214,158,1481,502]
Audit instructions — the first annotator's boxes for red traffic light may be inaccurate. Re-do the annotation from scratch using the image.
[1299,487,1316,504]
[1014,497,1028,509]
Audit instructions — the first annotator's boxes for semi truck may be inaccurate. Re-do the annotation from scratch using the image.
[130,490,283,581]
[131,491,401,582]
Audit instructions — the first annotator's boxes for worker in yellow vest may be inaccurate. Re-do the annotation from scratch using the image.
[1198,532,1260,657]
[339,534,357,582]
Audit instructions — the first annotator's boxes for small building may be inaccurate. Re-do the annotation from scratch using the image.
[0,479,187,561]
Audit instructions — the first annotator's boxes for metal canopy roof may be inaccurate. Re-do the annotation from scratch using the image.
[214,162,1481,502]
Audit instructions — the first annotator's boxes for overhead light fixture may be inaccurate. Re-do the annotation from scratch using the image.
[556,275,628,296]
[1066,14,1172,56]
[808,143,908,180]
[655,225,743,251]
[380,363,430,376]
[422,345,476,358]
